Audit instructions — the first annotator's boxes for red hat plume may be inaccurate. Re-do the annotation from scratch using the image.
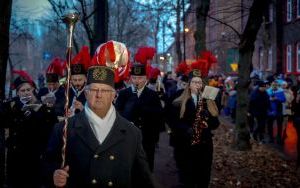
[91,40,130,82]
[12,70,34,89]
[71,46,91,71]
[176,61,190,76]
[134,47,156,77]
[47,57,65,77]
[134,47,156,65]
[190,51,217,78]
[149,67,161,80]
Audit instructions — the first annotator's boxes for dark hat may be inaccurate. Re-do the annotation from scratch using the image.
[256,80,267,87]
[188,69,201,80]
[46,58,64,83]
[131,63,146,76]
[71,64,86,75]
[12,70,35,90]
[46,73,59,83]
[180,75,189,83]
[87,66,115,88]
[13,76,30,90]
[71,46,90,75]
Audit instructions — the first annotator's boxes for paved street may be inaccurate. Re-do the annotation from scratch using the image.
[152,116,299,188]
[153,132,180,188]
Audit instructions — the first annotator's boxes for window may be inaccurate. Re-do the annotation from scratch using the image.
[268,48,273,71]
[297,43,300,72]
[287,0,292,22]
[298,0,300,18]
[286,45,292,72]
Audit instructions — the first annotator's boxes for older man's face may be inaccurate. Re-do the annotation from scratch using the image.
[85,83,116,115]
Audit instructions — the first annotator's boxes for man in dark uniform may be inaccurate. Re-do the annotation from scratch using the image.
[44,65,154,188]
[38,57,66,118]
[68,46,90,116]
[0,70,57,188]
[115,63,164,171]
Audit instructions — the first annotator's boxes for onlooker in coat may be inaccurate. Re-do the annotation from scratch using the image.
[44,65,154,188]
[248,81,270,142]
[266,80,286,144]
[281,81,294,140]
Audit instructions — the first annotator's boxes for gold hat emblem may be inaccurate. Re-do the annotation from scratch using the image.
[73,64,82,73]
[93,67,107,81]
[133,67,142,75]
[192,70,201,77]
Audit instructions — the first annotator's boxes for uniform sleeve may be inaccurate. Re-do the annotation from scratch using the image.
[41,122,64,187]
[131,129,155,188]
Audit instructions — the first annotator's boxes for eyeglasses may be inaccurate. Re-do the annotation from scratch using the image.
[191,81,202,85]
[87,88,115,95]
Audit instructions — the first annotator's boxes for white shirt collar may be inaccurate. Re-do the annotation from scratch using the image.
[131,84,146,97]
[84,103,116,144]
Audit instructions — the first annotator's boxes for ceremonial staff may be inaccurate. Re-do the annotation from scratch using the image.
[61,11,79,168]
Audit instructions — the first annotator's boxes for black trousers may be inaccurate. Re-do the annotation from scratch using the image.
[267,115,283,143]
[253,115,267,141]
[174,140,213,188]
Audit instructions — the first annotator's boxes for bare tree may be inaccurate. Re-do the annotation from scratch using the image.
[235,0,271,150]
[0,1,12,186]
[0,0,12,100]
[47,0,108,55]
[92,0,108,53]
[194,0,210,54]
[192,0,271,150]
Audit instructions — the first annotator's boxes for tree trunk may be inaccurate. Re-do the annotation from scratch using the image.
[194,0,210,55]
[0,0,12,100]
[235,0,271,150]
[92,0,108,55]
[0,1,12,186]
[175,0,182,63]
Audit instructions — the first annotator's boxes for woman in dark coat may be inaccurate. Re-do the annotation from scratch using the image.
[170,72,220,188]
[0,72,57,188]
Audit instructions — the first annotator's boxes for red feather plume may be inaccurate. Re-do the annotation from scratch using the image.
[71,46,91,71]
[175,61,190,76]
[134,47,156,65]
[149,67,161,80]
[190,50,217,78]
[12,70,33,83]
[47,57,65,77]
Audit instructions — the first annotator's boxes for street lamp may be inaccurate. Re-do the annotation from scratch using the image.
[184,27,189,33]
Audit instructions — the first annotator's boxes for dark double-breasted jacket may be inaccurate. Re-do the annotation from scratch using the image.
[43,111,154,188]
[0,97,58,187]
[170,97,220,148]
[68,87,86,108]
[115,87,164,144]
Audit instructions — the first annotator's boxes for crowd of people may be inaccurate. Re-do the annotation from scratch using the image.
[0,40,299,188]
